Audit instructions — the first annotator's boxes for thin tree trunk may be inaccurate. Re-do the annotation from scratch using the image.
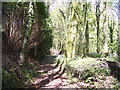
[96,16,100,53]
[85,20,89,56]
[96,2,101,53]
[83,3,89,57]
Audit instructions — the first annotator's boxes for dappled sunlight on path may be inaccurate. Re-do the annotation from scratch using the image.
[30,55,81,88]
[28,56,120,89]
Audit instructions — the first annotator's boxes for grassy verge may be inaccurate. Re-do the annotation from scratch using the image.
[65,57,119,88]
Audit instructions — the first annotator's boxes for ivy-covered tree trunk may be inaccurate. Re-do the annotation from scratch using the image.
[95,2,106,53]
[118,20,120,62]
[66,2,77,62]
[108,18,114,53]
[66,27,75,61]
[118,1,120,61]
[71,21,77,58]
[20,2,34,64]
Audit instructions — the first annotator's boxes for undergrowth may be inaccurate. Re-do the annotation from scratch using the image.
[65,57,119,88]
[66,58,110,79]
[2,62,40,88]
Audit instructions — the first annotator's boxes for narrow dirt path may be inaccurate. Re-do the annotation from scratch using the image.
[30,55,82,88]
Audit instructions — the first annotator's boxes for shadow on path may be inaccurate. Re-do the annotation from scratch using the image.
[43,55,57,64]
[32,55,65,88]
[106,61,120,81]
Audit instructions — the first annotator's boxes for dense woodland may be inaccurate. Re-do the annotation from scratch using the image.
[2,0,120,89]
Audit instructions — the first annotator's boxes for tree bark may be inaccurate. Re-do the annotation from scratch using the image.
[85,20,89,56]
[96,15,100,53]
[95,1,106,53]
[66,2,77,61]
[117,22,120,62]
[83,3,89,57]
[108,18,114,53]
[20,2,34,64]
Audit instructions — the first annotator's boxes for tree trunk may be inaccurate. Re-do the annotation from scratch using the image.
[108,18,114,53]
[96,16,100,53]
[117,22,120,62]
[66,2,77,62]
[95,1,106,53]
[96,2,101,53]
[85,20,89,56]
[20,2,34,64]
[83,3,89,57]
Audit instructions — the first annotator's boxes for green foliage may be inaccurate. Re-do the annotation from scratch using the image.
[2,2,28,16]
[36,2,48,20]
[2,68,24,88]
[2,1,120,88]
[42,18,53,48]
[50,1,118,58]
[2,2,16,13]
[2,62,41,88]
[35,18,53,60]
[113,85,120,89]
[88,53,102,58]
[2,2,52,61]
[33,2,53,59]
[65,58,110,80]
[21,62,40,79]
[55,55,65,65]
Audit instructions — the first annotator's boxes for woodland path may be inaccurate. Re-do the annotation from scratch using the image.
[30,55,83,88]
[29,56,120,89]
